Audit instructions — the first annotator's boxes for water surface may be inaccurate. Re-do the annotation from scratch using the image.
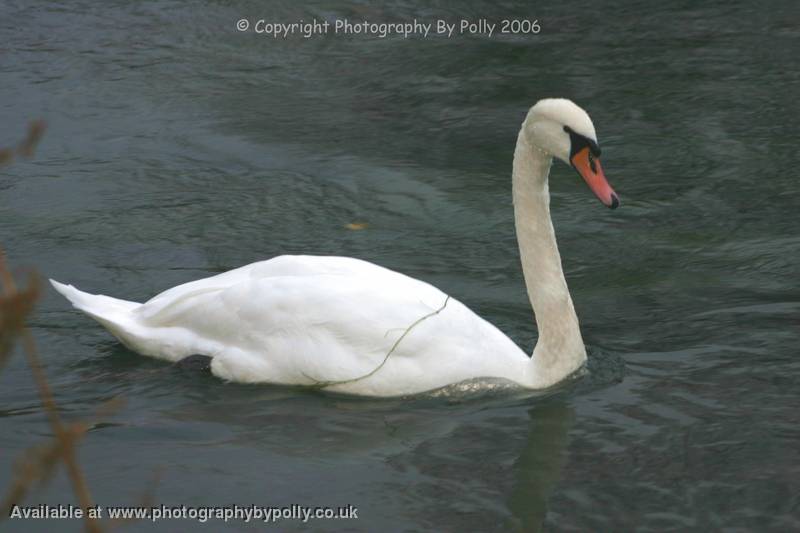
[1,1,798,531]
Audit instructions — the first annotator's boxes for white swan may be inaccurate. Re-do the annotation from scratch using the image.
[51,98,619,397]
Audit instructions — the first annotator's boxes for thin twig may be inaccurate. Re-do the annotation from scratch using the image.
[0,248,101,533]
[0,120,45,166]
[1,123,159,533]
[0,273,39,371]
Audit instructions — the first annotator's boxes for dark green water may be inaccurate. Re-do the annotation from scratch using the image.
[2,1,799,531]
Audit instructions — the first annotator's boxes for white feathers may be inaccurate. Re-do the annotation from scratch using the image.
[530,98,597,141]
[52,256,528,396]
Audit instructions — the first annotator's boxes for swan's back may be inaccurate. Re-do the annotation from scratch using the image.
[138,255,395,320]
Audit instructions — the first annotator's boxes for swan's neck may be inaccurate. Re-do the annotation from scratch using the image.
[512,131,586,388]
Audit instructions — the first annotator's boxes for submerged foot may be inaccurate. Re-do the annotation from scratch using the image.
[173,354,213,373]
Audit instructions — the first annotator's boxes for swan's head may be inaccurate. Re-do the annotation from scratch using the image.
[524,98,619,209]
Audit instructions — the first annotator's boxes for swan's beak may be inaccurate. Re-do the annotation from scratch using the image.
[571,147,619,209]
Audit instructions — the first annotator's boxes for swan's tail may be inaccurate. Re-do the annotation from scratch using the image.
[50,280,143,350]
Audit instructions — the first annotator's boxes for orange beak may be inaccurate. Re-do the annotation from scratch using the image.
[570,147,619,209]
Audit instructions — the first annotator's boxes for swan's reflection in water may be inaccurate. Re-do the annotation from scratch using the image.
[67,343,584,529]
[508,402,574,532]
[126,368,577,531]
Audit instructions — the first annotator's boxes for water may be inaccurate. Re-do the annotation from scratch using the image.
[1,1,799,530]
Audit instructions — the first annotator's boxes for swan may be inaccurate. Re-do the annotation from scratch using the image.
[51,98,619,397]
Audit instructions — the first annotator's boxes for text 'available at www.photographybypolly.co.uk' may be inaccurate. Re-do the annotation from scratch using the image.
[8,503,359,524]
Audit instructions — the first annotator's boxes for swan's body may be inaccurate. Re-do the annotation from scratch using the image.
[52,256,529,396]
[51,98,619,397]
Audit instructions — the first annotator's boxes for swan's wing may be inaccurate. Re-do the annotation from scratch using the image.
[124,255,525,393]
[128,255,520,388]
